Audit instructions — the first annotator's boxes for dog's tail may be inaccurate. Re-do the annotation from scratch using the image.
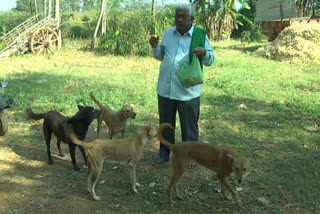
[26,108,46,120]
[90,92,104,109]
[158,123,175,152]
[68,130,94,150]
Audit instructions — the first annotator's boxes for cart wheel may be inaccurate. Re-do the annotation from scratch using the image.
[30,27,60,56]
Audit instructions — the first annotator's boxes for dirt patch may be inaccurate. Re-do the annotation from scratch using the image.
[0,125,242,214]
[256,22,320,64]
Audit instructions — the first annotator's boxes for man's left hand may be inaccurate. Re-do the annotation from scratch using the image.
[193,47,207,57]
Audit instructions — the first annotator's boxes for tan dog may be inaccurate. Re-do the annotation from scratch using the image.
[90,92,136,139]
[158,123,249,206]
[68,125,157,201]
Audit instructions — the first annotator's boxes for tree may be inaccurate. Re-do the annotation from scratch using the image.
[194,0,251,40]
[296,0,319,17]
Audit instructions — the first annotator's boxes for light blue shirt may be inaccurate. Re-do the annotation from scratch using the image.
[152,25,214,101]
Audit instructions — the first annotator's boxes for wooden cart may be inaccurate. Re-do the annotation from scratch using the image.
[0,15,61,59]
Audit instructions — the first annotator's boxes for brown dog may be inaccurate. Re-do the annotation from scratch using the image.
[90,92,136,139]
[68,124,157,201]
[158,123,249,206]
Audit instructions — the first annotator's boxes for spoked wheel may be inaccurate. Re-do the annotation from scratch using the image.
[30,27,60,56]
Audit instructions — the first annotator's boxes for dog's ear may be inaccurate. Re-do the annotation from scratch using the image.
[78,105,84,111]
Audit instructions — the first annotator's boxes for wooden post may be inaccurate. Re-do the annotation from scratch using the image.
[55,0,61,49]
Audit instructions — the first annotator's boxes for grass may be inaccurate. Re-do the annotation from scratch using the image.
[0,39,320,214]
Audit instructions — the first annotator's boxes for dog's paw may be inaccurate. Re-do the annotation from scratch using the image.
[74,165,81,171]
[83,164,88,169]
[135,182,141,187]
[133,188,138,193]
[58,153,65,158]
[93,195,101,201]
[48,160,54,165]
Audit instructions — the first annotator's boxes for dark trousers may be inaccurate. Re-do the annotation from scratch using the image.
[158,94,200,160]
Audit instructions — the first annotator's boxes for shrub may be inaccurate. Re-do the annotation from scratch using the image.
[61,10,98,39]
[0,11,30,37]
[240,24,266,42]
[102,7,175,56]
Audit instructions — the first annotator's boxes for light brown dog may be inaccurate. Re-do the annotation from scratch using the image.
[68,125,157,201]
[158,123,250,206]
[90,92,136,139]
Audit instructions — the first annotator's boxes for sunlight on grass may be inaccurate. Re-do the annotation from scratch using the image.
[0,39,319,213]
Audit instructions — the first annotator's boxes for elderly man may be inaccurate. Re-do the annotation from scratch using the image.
[149,3,215,164]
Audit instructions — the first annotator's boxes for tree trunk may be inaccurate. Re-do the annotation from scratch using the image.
[55,0,61,49]
[48,0,52,16]
[91,0,106,50]
[44,0,47,17]
[151,0,156,34]
[34,0,38,15]
[30,0,33,14]
[101,2,108,36]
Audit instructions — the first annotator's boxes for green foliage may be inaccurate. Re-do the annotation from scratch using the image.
[232,0,266,42]
[0,11,30,37]
[239,25,267,42]
[102,7,175,56]
[61,10,98,39]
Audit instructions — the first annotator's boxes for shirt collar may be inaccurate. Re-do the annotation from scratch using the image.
[174,25,194,36]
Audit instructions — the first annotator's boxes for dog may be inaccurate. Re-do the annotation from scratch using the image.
[158,123,249,206]
[68,124,157,201]
[26,105,101,170]
[90,92,136,139]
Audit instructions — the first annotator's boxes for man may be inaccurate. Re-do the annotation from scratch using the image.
[149,4,214,163]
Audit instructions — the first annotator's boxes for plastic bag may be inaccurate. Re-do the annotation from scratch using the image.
[180,54,203,88]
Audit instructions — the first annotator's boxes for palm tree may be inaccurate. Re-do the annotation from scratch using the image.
[194,0,251,40]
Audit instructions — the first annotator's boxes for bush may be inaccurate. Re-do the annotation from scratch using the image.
[0,11,30,37]
[61,10,98,39]
[102,7,175,56]
[240,25,266,42]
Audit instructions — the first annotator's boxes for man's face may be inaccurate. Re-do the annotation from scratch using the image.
[175,9,193,34]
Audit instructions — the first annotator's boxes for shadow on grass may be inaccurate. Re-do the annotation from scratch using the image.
[213,43,267,53]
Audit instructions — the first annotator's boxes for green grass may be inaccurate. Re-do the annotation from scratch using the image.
[0,39,320,213]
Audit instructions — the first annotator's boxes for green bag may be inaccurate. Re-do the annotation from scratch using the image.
[181,54,204,88]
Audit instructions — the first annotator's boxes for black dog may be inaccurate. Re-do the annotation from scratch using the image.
[26,105,101,170]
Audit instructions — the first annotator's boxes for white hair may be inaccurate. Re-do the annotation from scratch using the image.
[176,3,195,17]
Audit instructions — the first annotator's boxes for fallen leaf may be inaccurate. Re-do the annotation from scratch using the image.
[236,187,243,192]
[258,197,269,206]
[34,174,44,179]
[303,124,318,132]
[149,182,156,188]
[238,104,248,110]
